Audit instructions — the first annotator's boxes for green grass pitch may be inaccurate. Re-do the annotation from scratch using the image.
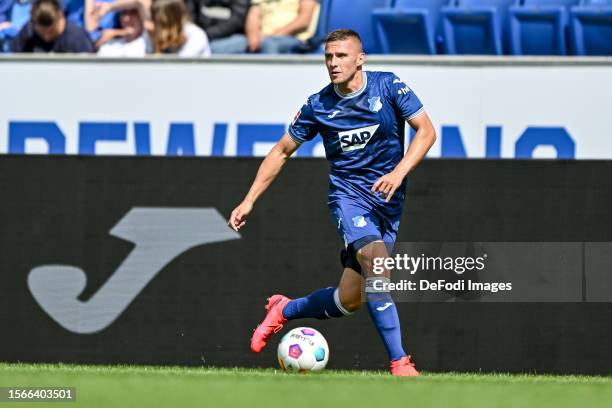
[2,363,612,408]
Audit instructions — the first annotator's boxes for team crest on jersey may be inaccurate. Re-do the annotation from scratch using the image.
[338,124,380,152]
[352,216,367,228]
[368,96,383,112]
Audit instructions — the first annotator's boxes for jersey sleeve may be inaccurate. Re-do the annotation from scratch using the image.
[387,73,425,121]
[287,98,319,144]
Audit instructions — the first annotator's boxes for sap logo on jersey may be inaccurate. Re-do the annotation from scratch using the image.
[338,124,380,152]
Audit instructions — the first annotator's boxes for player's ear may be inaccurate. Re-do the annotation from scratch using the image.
[356,52,366,68]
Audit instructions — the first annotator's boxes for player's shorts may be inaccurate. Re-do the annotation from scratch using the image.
[329,199,401,255]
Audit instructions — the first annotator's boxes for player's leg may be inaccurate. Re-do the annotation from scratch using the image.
[337,267,363,313]
[250,265,361,353]
[331,202,416,374]
[357,240,407,361]
[356,238,419,376]
[250,201,370,353]
[282,264,363,320]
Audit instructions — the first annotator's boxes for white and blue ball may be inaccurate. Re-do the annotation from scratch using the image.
[277,327,329,372]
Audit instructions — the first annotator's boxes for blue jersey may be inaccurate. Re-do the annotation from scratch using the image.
[288,71,424,216]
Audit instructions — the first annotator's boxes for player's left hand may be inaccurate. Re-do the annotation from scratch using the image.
[371,171,404,203]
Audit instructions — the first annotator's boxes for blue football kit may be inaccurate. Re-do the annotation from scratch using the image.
[288,71,424,253]
[281,70,427,364]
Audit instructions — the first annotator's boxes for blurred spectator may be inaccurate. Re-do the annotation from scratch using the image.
[211,0,318,54]
[93,0,210,56]
[85,0,119,44]
[185,0,248,54]
[1,0,84,29]
[148,0,210,56]
[97,7,145,56]
[249,0,319,53]
[12,0,93,52]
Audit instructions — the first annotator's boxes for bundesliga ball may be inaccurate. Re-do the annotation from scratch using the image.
[277,327,329,372]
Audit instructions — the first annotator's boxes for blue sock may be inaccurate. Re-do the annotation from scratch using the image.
[366,291,407,361]
[282,287,352,320]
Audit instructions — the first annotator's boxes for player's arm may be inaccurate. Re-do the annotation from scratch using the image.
[371,112,436,202]
[228,134,300,231]
[271,0,317,37]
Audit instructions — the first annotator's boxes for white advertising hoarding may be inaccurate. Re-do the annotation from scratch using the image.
[1,56,611,159]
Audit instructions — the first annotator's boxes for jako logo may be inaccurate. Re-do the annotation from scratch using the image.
[27,207,240,334]
[339,124,380,152]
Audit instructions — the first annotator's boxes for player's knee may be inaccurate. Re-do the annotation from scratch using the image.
[356,253,377,276]
[341,297,362,313]
[357,241,389,276]
[338,286,362,313]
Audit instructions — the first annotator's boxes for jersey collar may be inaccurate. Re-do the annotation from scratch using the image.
[334,71,368,99]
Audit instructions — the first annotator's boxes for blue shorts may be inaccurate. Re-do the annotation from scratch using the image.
[329,199,401,255]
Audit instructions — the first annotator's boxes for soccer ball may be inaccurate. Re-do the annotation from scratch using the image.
[277,327,329,372]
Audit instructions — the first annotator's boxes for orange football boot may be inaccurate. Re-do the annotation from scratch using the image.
[390,355,420,377]
[250,294,291,353]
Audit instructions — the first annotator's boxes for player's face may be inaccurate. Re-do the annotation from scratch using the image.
[324,38,365,85]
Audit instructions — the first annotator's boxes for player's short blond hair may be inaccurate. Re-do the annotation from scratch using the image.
[325,29,363,49]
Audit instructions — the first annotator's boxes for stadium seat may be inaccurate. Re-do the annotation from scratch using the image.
[0,26,17,52]
[294,0,330,53]
[372,0,450,54]
[310,0,330,51]
[571,0,612,55]
[1,0,13,26]
[326,0,393,54]
[63,0,85,28]
[10,0,30,30]
[0,0,29,51]
[509,0,579,55]
[441,0,517,54]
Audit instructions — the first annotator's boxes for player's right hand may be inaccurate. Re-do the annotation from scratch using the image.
[228,200,253,232]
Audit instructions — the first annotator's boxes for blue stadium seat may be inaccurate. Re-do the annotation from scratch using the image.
[509,0,579,55]
[373,0,449,54]
[10,0,30,30]
[64,0,85,28]
[1,0,14,26]
[1,0,29,52]
[294,0,330,53]
[0,25,17,52]
[326,0,393,53]
[313,0,331,41]
[441,0,517,54]
[571,0,612,55]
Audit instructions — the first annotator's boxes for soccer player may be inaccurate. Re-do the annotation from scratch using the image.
[228,29,436,376]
